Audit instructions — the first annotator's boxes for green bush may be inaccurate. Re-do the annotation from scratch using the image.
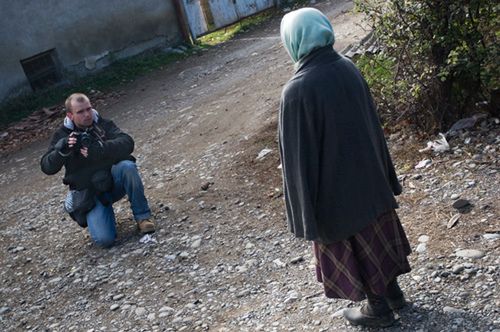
[355,0,499,132]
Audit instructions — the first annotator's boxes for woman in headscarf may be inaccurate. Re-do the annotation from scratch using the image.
[279,8,412,328]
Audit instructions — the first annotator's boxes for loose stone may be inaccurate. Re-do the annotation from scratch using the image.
[0,307,10,315]
[452,265,465,274]
[135,307,147,316]
[483,233,500,240]
[455,249,485,259]
[113,294,125,301]
[443,306,466,315]
[418,235,430,243]
[452,199,471,210]
[416,243,427,253]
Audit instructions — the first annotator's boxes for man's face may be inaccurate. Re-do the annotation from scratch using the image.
[68,99,93,129]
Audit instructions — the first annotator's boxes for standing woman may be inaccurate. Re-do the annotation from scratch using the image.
[279,8,412,328]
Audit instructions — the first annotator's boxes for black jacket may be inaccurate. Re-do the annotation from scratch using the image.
[279,46,402,243]
[41,116,135,190]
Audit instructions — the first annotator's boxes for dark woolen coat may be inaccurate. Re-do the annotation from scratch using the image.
[279,46,402,244]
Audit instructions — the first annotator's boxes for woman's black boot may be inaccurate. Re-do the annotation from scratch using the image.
[343,292,395,328]
[386,278,407,310]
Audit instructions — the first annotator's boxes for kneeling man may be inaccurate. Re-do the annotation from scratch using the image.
[41,93,155,247]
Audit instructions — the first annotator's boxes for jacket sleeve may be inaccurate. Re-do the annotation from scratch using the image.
[102,120,134,162]
[40,131,69,175]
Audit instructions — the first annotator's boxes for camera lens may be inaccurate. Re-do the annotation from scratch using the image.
[80,132,91,148]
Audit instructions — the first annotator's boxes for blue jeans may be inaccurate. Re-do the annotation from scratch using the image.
[86,160,151,247]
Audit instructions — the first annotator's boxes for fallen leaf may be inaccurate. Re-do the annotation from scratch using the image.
[447,214,461,229]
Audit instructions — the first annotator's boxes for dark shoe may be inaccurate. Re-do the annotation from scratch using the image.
[386,279,407,310]
[137,219,155,234]
[344,305,396,328]
[344,292,395,328]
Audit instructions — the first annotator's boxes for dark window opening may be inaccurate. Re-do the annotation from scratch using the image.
[20,49,62,91]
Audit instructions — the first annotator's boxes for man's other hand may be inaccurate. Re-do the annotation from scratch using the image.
[68,134,78,149]
[55,137,72,155]
[80,147,89,158]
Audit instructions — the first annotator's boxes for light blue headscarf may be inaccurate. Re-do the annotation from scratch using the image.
[280,8,335,65]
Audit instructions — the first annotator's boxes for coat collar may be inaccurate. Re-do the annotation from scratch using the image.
[295,46,341,73]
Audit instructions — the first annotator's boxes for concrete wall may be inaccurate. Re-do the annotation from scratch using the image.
[0,0,183,103]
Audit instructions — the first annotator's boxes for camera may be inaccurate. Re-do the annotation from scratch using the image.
[79,131,92,148]
[71,129,93,149]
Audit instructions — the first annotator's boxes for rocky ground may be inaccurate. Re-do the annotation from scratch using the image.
[0,1,499,331]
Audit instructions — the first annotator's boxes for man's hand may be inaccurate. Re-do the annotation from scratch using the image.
[68,132,92,158]
[54,136,73,155]
[68,134,78,149]
[80,147,89,158]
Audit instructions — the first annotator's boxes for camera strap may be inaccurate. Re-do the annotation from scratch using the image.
[91,123,106,144]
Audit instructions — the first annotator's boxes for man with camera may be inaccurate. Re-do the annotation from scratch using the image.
[41,93,155,247]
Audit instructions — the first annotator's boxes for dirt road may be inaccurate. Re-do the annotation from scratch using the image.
[1,1,498,331]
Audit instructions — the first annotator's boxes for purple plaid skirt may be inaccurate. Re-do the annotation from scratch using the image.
[313,210,411,301]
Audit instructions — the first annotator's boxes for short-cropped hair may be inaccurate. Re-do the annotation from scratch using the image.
[65,93,89,112]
